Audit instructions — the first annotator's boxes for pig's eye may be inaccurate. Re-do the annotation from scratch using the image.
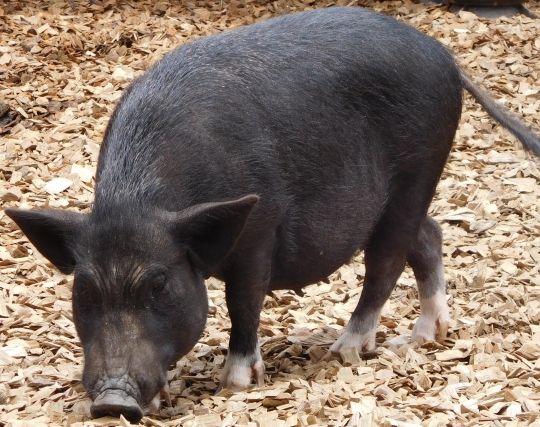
[73,274,101,314]
[149,273,168,299]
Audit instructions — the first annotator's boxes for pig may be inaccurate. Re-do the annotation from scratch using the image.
[6,6,540,422]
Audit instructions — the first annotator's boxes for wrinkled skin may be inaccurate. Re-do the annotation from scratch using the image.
[5,6,539,423]
[73,214,208,420]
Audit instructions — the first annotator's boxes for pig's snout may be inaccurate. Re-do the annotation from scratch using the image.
[90,389,143,422]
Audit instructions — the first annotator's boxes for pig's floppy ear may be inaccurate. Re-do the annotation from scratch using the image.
[5,208,85,274]
[172,195,259,273]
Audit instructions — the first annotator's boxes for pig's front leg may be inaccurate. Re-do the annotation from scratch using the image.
[220,256,271,391]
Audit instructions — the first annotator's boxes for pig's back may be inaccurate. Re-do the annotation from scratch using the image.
[97,7,461,202]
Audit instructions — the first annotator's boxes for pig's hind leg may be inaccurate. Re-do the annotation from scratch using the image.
[330,163,452,355]
[331,195,423,354]
[407,216,450,343]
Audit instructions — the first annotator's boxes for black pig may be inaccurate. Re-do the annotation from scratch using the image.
[6,7,540,422]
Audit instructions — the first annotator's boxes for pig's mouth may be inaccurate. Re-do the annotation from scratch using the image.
[91,388,144,422]
[90,384,169,422]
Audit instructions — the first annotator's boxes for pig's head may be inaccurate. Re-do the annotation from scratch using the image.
[5,195,258,422]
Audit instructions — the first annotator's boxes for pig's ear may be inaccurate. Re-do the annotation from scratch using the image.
[172,195,259,273]
[5,208,85,274]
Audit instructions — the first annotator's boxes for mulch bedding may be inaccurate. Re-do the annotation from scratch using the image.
[1,0,539,426]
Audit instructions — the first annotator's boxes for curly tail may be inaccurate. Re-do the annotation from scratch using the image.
[460,71,540,157]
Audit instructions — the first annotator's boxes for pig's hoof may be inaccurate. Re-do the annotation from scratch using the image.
[220,352,265,391]
[330,329,377,354]
[412,312,450,343]
[412,293,450,343]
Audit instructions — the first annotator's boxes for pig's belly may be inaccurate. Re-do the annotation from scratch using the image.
[269,214,376,291]
[269,252,359,291]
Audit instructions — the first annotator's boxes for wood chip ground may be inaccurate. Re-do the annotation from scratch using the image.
[1,1,539,426]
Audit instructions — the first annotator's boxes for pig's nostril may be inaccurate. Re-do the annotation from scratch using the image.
[90,390,143,423]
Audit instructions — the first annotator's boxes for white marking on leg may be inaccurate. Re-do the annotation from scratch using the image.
[220,346,264,391]
[144,383,170,414]
[330,310,380,354]
[145,392,161,414]
[412,267,450,343]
